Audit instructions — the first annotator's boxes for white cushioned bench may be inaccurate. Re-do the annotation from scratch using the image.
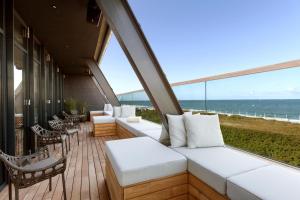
[227,165,300,200]
[116,118,162,140]
[174,146,270,195]
[93,116,116,137]
[93,116,115,124]
[105,137,188,199]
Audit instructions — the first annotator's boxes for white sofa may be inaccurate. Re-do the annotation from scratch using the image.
[105,137,187,186]
[116,118,162,140]
[174,146,270,195]
[227,165,300,200]
[100,108,300,199]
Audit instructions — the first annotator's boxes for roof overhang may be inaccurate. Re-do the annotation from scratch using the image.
[15,0,110,74]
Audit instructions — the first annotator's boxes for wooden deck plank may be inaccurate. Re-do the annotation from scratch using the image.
[0,122,113,200]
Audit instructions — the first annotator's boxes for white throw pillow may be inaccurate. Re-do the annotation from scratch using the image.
[104,104,113,111]
[167,112,192,147]
[159,125,170,145]
[113,106,121,118]
[121,105,136,118]
[126,116,142,123]
[184,114,224,148]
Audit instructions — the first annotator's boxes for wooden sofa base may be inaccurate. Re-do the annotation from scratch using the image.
[188,174,228,200]
[106,159,188,200]
[93,123,116,137]
[108,124,228,200]
[116,124,136,139]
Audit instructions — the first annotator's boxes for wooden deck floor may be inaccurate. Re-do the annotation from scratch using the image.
[0,122,116,200]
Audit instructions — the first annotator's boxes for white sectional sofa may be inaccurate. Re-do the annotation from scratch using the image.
[96,106,300,200]
[115,118,162,140]
[227,165,300,200]
[174,146,270,195]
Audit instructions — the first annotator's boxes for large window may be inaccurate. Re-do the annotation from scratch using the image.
[14,16,27,156]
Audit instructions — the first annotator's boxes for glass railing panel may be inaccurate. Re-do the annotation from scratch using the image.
[206,67,300,167]
[172,83,206,111]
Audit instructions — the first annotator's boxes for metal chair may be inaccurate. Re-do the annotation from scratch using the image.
[31,124,68,156]
[53,114,80,130]
[62,111,81,124]
[0,147,67,200]
[48,119,80,151]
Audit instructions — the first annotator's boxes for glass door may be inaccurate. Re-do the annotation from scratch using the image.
[14,15,27,155]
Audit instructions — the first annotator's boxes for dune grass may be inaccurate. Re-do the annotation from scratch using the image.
[136,109,300,167]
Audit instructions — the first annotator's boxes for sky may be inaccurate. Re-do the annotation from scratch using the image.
[100,0,300,100]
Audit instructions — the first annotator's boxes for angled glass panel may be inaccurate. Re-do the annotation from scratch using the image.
[101,34,150,107]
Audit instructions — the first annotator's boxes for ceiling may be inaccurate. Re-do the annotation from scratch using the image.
[15,0,109,74]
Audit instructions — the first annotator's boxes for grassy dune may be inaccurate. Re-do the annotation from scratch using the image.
[136,109,300,167]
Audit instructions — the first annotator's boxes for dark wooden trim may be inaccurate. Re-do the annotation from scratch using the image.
[27,27,35,152]
[86,59,120,106]
[0,0,6,187]
[4,0,15,156]
[95,0,183,128]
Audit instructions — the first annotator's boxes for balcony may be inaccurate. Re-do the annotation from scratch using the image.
[0,0,300,200]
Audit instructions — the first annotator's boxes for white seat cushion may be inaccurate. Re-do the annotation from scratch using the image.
[104,110,113,116]
[90,111,104,115]
[227,165,300,200]
[174,146,270,194]
[116,118,161,137]
[142,128,162,141]
[105,137,187,186]
[93,116,115,124]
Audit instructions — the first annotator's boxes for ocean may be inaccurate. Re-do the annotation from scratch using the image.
[120,99,300,121]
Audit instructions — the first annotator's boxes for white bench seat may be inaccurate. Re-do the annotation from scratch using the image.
[93,116,115,124]
[174,146,270,195]
[116,118,161,138]
[227,165,300,200]
[105,137,187,186]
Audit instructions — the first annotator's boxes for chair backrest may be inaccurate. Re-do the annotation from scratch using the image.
[48,120,64,131]
[53,115,60,120]
[31,124,46,137]
[62,111,69,118]
[0,150,20,172]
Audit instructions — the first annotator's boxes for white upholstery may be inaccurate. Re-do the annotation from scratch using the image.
[141,128,162,141]
[121,105,136,118]
[126,116,142,123]
[105,137,187,186]
[104,104,113,111]
[93,116,115,124]
[113,106,121,118]
[159,125,170,145]
[174,146,270,194]
[104,110,113,116]
[227,165,300,200]
[184,114,224,148]
[167,112,192,147]
[90,111,104,115]
[116,118,161,137]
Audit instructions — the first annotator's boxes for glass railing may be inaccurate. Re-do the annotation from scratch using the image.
[117,65,300,167]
